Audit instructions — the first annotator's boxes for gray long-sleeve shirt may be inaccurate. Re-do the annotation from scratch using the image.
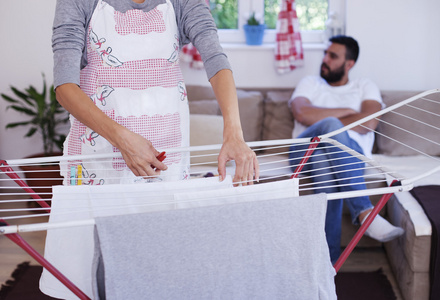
[52,0,231,88]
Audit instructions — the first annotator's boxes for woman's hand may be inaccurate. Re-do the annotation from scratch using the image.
[218,134,259,186]
[56,84,167,178]
[116,128,168,177]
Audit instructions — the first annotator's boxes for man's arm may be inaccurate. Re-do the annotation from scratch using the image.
[290,96,356,126]
[290,97,382,134]
[339,100,382,134]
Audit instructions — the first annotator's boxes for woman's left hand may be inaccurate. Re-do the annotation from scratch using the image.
[218,135,259,186]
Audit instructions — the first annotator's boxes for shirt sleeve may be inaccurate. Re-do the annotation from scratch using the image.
[359,78,385,108]
[288,76,318,108]
[52,0,97,89]
[173,0,231,80]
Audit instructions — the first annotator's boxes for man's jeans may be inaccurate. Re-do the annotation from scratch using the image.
[289,117,373,264]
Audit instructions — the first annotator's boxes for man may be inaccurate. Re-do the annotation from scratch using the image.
[288,35,403,264]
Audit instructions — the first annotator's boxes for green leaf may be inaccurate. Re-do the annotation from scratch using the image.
[25,127,38,137]
[26,86,45,112]
[247,13,260,25]
[7,105,37,116]
[0,94,19,104]
[5,121,32,128]
[10,86,35,107]
[2,74,68,155]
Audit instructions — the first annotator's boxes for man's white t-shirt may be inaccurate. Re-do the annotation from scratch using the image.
[288,76,384,158]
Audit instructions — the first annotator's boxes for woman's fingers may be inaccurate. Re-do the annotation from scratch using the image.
[218,139,259,186]
[118,131,167,177]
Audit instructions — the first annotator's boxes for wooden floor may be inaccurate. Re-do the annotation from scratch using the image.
[1,200,403,299]
[0,198,49,286]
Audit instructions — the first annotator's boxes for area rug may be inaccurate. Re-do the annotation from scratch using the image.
[335,268,397,300]
[0,262,57,300]
[1,262,396,300]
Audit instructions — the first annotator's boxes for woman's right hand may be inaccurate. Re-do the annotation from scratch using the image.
[56,84,167,178]
[115,128,168,177]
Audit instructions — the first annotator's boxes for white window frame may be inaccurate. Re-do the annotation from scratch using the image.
[217,0,345,45]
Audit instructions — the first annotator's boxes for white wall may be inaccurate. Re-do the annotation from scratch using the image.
[346,0,440,91]
[1,0,439,160]
[0,1,57,160]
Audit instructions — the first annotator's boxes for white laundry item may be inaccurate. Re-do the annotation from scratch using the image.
[92,181,336,300]
[40,176,232,300]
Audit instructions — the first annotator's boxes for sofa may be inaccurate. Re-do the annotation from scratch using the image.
[186,85,440,300]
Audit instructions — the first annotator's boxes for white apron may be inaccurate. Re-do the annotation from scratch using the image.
[41,1,189,298]
[61,0,190,186]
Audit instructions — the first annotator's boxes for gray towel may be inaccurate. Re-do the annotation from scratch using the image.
[93,192,336,300]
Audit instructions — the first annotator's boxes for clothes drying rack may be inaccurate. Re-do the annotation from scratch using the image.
[1,89,440,299]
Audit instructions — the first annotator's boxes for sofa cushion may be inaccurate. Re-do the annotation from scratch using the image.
[236,89,264,142]
[385,194,431,300]
[186,86,264,143]
[186,85,217,101]
[377,90,440,156]
[262,91,295,153]
[189,99,220,115]
[190,114,223,165]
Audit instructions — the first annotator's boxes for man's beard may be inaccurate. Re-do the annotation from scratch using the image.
[320,63,345,84]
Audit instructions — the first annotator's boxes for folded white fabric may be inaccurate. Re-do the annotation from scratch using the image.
[92,187,336,300]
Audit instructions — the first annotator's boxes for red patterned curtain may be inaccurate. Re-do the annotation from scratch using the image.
[181,43,204,69]
[274,0,304,74]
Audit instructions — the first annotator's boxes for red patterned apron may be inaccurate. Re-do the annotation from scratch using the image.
[61,0,189,185]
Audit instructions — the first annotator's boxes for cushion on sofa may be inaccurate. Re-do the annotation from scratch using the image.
[186,85,217,101]
[377,91,440,156]
[186,86,264,143]
[236,89,264,142]
[262,91,295,153]
[190,114,223,165]
[189,99,220,115]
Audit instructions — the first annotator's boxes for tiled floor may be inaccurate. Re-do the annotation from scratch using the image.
[1,201,403,299]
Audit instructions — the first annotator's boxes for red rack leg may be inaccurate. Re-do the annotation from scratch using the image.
[333,180,399,272]
[0,220,90,300]
[290,137,321,179]
[1,160,88,298]
[0,160,50,212]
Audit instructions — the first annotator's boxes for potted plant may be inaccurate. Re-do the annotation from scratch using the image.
[243,12,266,45]
[1,74,69,199]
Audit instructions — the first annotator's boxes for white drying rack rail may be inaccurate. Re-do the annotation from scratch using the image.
[1,88,439,299]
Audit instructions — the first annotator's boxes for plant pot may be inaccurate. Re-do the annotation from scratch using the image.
[20,152,63,201]
[243,24,266,45]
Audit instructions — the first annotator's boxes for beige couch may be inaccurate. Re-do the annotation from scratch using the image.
[186,85,440,300]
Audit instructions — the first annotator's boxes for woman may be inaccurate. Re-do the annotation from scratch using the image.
[41,0,258,298]
[53,0,258,185]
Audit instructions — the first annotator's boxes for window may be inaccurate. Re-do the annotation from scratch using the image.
[209,0,345,44]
